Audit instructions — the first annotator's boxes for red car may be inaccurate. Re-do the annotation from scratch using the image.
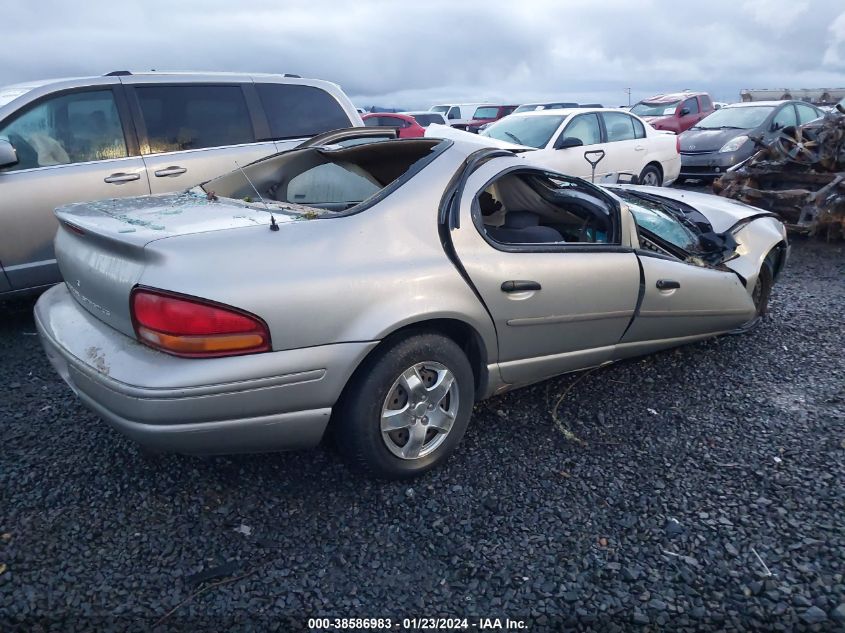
[461,105,518,133]
[630,92,715,134]
[362,112,426,138]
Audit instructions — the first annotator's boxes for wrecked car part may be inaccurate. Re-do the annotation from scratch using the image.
[715,109,845,239]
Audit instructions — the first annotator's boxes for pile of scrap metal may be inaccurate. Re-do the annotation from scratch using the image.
[714,103,845,239]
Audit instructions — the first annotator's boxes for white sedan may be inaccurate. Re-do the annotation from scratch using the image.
[426,108,681,186]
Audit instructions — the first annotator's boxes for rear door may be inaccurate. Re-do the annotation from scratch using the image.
[596,111,647,180]
[0,84,150,290]
[126,82,277,194]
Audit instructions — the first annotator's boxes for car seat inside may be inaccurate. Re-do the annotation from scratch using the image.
[476,171,615,245]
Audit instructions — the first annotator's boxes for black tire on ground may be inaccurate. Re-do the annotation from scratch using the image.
[639,164,663,187]
[334,332,475,479]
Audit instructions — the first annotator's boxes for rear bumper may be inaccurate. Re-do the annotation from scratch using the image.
[35,284,377,455]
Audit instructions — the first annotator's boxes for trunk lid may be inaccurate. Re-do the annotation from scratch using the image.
[54,190,289,335]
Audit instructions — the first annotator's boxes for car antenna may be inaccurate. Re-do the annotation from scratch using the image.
[234,160,279,231]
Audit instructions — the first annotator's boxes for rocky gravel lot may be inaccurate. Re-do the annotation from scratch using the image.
[1,239,844,632]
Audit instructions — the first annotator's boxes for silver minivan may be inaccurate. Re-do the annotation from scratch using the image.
[0,71,363,296]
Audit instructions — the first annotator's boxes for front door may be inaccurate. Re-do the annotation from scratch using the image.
[449,159,641,385]
[0,87,150,290]
[551,112,607,180]
[620,252,756,348]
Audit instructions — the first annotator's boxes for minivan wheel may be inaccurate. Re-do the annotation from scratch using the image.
[639,164,663,186]
[335,332,474,479]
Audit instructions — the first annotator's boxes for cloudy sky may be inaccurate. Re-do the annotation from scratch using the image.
[3,0,845,109]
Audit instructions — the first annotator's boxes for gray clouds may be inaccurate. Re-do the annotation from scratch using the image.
[2,0,844,108]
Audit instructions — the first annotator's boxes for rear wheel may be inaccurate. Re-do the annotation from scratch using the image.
[335,332,475,479]
[639,164,663,187]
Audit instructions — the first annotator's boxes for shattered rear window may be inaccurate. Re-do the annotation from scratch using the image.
[201,138,445,216]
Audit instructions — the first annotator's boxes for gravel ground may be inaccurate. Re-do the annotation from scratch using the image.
[1,239,844,632]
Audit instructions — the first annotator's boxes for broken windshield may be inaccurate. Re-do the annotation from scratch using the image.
[631,101,680,117]
[482,114,566,148]
[694,106,774,130]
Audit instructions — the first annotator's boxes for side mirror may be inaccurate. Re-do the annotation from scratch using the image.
[555,136,584,150]
[771,121,782,132]
[0,138,18,169]
[680,107,690,116]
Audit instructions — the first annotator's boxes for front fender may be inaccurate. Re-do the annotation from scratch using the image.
[724,216,787,293]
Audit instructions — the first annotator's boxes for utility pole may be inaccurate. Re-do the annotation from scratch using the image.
[625,88,631,106]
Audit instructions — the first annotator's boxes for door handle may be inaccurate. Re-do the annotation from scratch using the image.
[501,280,541,293]
[154,166,187,177]
[104,172,141,184]
[634,145,645,151]
[656,279,680,290]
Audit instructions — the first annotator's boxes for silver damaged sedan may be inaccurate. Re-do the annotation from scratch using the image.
[35,128,789,478]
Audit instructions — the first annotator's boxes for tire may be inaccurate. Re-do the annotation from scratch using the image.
[639,164,663,187]
[334,332,475,479]
[752,256,775,317]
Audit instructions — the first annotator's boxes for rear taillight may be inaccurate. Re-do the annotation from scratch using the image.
[676,135,681,154]
[130,288,271,358]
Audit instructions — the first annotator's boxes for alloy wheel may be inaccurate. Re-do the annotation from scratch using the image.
[380,361,459,460]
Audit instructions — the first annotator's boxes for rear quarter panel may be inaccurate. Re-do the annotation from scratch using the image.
[645,128,680,184]
[137,149,498,359]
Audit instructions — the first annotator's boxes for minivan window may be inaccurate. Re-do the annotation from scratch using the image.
[0,89,127,171]
[256,83,351,140]
[136,85,254,154]
[700,95,713,111]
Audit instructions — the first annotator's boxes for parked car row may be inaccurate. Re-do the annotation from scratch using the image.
[426,106,681,187]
